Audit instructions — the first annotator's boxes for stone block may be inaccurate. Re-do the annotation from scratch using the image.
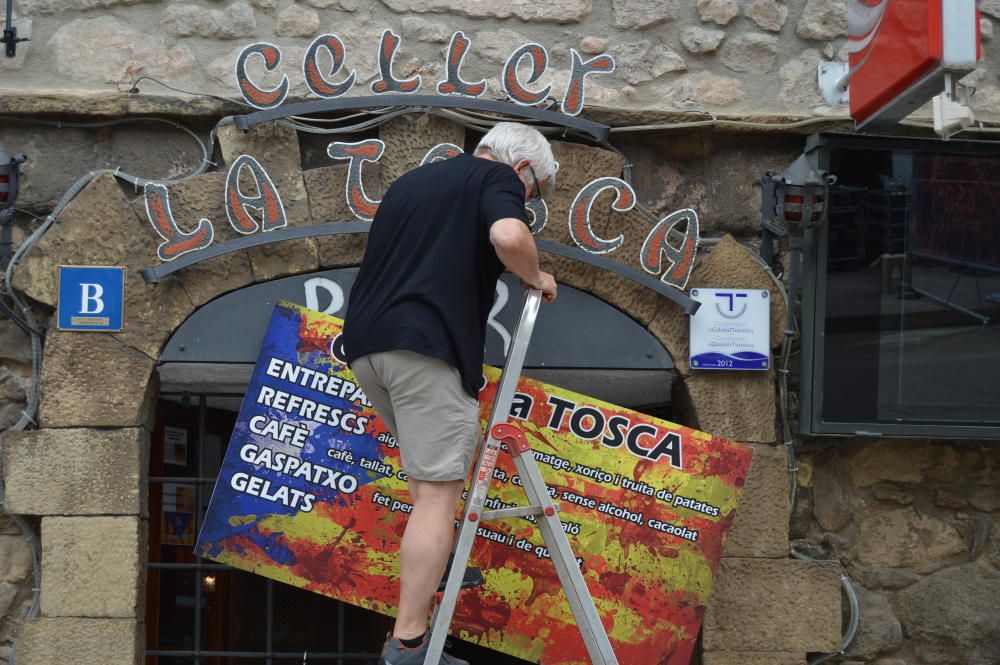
[746,0,789,31]
[161,1,257,39]
[611,40,687,85]
[539,253,600,292]
[41,516,146,618]
[216,119,311,225]
[250,237,320,282]
[796,0,848,40]
[721,33,779,73]
[2,428,147,516]
[612,0,679,29]
[590,273,666,326]
[544,142,626,249]
[586,207,657,293]
[0,534,33,583]
[38,331,155,428]
[180,248,256,307]
[316,234,368,269]
[14,618,141,665]
[380,0,591,23]
[703,557,841,652]
[845,439,945,487]
[275,3,319,37]
[0,365,27,431]
[378,114,466,191]
[306,166,371,268]
[855,508,965,568]
[649,235,788,376]
[0,580,18,618]
[48,16,194,85]
[703,652,804,665]
[722,444,788,557]
[680,26,726,54]
[812,456,851,531]
[844,585,903,659]
[779,49,827,109]
[896,562,1000,665]
[217,119,320,287]
[475,28,531,63]
[697,0,740,24]
[534,141,630,292]
[305,164,355,221]
[0,318,32,364]
[676,370,776,443]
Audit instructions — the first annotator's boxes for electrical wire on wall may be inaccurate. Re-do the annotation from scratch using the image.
[0,115,214,665]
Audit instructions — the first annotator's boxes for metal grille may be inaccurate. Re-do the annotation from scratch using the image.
[146,392,383,665]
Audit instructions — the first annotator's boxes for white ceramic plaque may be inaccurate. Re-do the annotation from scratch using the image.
[689,288,770,371]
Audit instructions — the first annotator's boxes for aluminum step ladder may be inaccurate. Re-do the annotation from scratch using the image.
[423,289,619,665]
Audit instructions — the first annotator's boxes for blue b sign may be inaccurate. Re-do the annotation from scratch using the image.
[57,266,125,332]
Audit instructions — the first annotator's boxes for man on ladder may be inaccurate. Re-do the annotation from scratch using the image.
[344,122,558,665]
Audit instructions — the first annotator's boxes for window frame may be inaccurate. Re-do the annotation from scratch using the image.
[146,392,368,664]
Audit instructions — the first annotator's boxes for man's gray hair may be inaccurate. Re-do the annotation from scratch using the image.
[474,122,557,196]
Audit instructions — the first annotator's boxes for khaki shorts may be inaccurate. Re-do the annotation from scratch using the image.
[351,350,481,482]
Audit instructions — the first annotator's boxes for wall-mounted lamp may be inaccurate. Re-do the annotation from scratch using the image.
[759,153,836,336]
[1,142,29,269]
[762,153,836,238]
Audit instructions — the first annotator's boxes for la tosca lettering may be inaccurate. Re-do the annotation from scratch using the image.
[545,395,683,468]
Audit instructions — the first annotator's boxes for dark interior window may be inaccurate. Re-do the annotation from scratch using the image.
[805,135,1000,436]
[146,395,537,665]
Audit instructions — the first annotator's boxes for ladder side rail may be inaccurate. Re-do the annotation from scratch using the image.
[423,290,542,665]
[510,450,619,665]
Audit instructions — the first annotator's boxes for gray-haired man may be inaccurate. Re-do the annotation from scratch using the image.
[344,122,558,665]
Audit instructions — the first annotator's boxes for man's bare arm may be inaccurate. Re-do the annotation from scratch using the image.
[490,218,557,301]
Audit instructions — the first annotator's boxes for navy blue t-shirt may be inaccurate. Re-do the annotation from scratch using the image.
[343,154,529,397]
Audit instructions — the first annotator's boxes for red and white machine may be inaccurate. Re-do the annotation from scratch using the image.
[847,0,982,135]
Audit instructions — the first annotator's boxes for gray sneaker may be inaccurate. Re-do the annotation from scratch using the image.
[378,635,469,665]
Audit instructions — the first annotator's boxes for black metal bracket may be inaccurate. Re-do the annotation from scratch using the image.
[2,26,27,58]
[139,222,699,315]
[232,95,611,143]
[0,208,13,270]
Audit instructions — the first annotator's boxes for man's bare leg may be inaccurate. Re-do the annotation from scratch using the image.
[393,477,465,640]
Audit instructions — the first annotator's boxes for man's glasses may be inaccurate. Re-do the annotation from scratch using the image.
[528,165,544,205]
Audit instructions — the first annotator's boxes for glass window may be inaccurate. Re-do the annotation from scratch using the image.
[802,134,1000,437]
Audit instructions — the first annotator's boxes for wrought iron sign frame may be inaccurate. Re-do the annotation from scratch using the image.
[139,222,699,316]
[232,94,610,143]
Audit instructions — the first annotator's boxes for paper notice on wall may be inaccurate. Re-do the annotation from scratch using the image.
[163,483,196,546]
[164,426,188,466]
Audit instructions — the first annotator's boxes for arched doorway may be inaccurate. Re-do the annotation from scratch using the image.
[145,268,679,663]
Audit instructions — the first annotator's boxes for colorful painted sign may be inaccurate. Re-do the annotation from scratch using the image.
[197,301,754,665]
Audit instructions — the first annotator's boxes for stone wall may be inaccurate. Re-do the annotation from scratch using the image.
[0,290,43,664]
[0,112,844,663]
[1,0,998,121]
[794,438,1000,665]
[2,2,999,661]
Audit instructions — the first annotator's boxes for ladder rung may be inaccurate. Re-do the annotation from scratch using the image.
[481,503,561,521]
